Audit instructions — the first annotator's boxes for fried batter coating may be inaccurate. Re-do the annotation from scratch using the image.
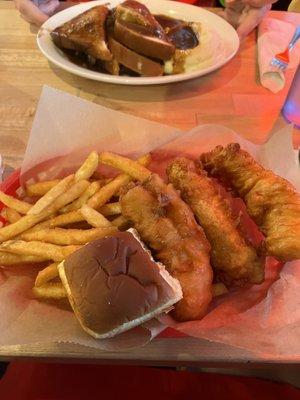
[121,174,213,322]
[167,157,264,286]
[201,143,300,261]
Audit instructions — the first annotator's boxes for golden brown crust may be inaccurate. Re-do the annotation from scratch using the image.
[201,144,300,261]
[167,157,264,286]
[51,5,112,61]
[121,174,213,322]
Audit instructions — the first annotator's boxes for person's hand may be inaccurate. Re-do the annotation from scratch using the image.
[14,0,59,26]
[241,0,277,7]
[224,0,275,40]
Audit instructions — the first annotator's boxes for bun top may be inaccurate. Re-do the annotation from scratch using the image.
[60,229,181,338]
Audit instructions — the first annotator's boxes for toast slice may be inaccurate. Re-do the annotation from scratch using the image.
[103,57,120,75]
[108,36,163,77]
[115,0,164,31]
[114,0,175,61]
[114,19,175,61]
[51,5,112,61]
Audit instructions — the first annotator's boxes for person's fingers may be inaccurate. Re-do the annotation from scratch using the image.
[224,6,243,28]
[225,0,244,9]
[39,0,60,16]
[20,11,48,27]
[14,0,49,26]
[224,0,272,40]
[242,0,277,8]
[237,4,271,40]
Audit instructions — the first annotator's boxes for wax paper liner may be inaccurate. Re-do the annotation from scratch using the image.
[0,86,299,356]
[154,122,300,359]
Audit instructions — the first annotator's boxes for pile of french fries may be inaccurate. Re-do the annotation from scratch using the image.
[0,151,151,301]
[0,150,227,305]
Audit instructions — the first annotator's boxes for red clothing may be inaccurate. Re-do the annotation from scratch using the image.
[0,362,299,400]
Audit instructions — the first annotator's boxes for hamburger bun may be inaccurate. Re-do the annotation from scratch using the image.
[58,229,182,339]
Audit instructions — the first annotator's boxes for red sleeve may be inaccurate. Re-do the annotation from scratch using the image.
[0,362,299,400]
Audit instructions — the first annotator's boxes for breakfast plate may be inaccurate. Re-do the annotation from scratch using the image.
[38,0,239,85]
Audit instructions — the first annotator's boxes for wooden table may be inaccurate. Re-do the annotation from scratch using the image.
[0,1,299,365]
[1,1,300,171]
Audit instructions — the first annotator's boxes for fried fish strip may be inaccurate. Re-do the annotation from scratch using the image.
[167,157,264,286]
[121,174,213,322]
[201,143,300,261]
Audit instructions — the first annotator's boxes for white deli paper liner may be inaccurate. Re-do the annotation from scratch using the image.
[155,124,300,359]
[20,87,183,183]
[0,86,299,356]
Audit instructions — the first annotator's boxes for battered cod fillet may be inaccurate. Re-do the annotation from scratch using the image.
[167,157,264,286]
[201,143,300,261]
[121,174,213,322]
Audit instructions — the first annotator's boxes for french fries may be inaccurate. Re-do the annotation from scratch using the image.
[49,180,90,213]
[20,227,116,245]
[87,173,131,209]
[0,240,80,262]
[60,181,102,213]
[27,175,74,215]
[75,151,99,182]
[31,211,84,231]
[0,151,154,311]
[5,208,22,223]
[0,191,31,214]
[26,179,61,197]
[80,205,114,228]
[99,202,121,217]
[87,153,151,209]
[136,153,152,167]
[0,212,48,243]
[35,262,59,287]
[0,251,49,265]
[33,282,67,299]
[99,152,151,182]
[0,180,90,242]
[212,283,228,297]
[112,215,130,230]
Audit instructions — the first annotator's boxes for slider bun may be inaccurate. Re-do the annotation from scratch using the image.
[58,229,182,339]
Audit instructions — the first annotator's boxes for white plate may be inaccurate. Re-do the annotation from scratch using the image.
[37,0,239,85]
